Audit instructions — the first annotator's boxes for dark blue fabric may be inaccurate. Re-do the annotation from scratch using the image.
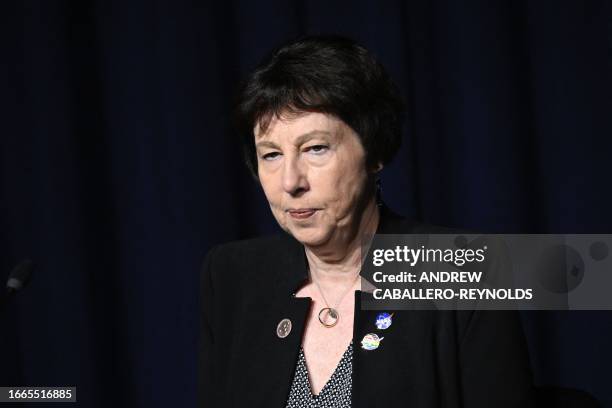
[1,0,611,407]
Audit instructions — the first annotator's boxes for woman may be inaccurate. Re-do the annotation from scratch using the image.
[199,35,535,407]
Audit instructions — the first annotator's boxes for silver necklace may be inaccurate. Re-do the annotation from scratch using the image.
[312,273,360,328]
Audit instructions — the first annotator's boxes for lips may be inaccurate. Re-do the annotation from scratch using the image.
[287,209,318,219]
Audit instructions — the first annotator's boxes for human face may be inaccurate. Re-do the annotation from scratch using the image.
[254,112,373,248]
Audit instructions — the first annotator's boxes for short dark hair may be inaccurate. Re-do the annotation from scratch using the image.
[235,34,404,178]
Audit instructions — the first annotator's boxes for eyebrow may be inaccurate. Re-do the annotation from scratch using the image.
[255,130,333,150]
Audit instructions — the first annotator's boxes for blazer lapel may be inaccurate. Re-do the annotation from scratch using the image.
[352,205,426,407]
[230,233,312,407]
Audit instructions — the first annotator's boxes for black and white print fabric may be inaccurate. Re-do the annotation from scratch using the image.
[285,341,353,408]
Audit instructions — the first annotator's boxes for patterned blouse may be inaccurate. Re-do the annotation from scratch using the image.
[285,341,354,408]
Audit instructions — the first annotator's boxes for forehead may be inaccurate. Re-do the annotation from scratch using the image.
[254,112,344,141]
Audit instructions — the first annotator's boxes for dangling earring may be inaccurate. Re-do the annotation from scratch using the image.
[375,176,383,207]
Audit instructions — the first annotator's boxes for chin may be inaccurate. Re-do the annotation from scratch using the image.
[288,227,331,247]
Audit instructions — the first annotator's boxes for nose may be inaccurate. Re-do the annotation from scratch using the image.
[282,156,309,196]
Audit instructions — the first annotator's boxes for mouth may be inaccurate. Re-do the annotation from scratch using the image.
[287,208,319,219]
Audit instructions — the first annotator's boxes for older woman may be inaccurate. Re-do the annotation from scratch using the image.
[199,35,535,407]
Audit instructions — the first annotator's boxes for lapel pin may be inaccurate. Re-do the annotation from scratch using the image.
[361,333,384,350]
[375,312,394,330]
[276,318,292,338]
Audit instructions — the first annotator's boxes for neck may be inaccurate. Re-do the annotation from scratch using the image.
[304,196,380,286]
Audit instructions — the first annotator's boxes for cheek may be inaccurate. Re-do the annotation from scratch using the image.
[339,172,368,207]
[258,173,280,203]
[316,159,368,211]
[259,177,286,219]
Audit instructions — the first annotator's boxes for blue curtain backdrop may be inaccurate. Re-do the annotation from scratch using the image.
[1,0,611,407]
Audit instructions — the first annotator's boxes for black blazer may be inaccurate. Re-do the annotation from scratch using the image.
[198,207,536,407]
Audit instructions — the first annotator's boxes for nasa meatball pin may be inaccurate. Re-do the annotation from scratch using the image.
[375,312,393,330]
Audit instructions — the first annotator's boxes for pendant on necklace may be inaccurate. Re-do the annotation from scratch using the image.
[318,307,339,328]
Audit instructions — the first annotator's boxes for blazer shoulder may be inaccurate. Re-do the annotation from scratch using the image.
[201,233,298,288]
[206,233,296,261]
[407,220,477,235]
[380,205,476,235]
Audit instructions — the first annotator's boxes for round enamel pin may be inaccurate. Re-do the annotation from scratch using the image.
[361,333,384,350]
[375,312,393,330]
[276,318,292,338]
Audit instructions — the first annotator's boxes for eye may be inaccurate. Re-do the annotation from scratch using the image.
[305,145,329,155]
[262,152,281,161]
